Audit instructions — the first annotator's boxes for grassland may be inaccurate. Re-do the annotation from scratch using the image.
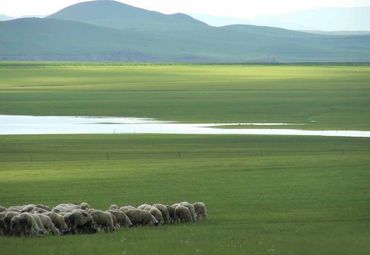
[0,63,370,130]
[0,63,370,255]
[0,135,370,254]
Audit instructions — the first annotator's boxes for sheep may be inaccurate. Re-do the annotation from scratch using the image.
[179,202,197,222]
[44,212,69,234]
[21,204,36,213]
[36,204,51,211]
[80,202,90,211]
[109,204,119,210]
[7,206,23,212]
[52,203,80,213]
[110,212,120,230]
[108,210,133,228]
[120,205,136,213]
[64,210,98,234]
[149,207,164,225]
[10,213,45,237]
[174,205,192,223]
[90,210,115,233]
[153,204,171,224]
[0,205,7,212]
[3,211,19,236]
[0,211,7,235]
[124,209,158,227]
[37,214,60,235]
[137,204,152,211]
[166,205,176,223]
[193,202,208,219]
[29,213,48,235]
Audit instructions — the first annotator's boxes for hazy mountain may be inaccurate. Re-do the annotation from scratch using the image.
[192,7,370,32]
[48,0,206,32]
[1,0,370,62]
[0,14,13,21]
[251,7,370,31]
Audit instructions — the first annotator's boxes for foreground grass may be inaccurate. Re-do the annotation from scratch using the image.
[0,134,369,255]
[0,63,370,130]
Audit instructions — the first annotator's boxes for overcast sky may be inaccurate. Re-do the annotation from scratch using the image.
[1,0,370,18]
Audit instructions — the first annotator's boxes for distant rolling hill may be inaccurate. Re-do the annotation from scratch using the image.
[1,0,370,62]
[0,14,13,21]
[251,7,370,31]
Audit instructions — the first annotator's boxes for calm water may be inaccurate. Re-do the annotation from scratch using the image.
[1,115,369,138]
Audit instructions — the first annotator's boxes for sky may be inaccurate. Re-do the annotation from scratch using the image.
[1,0,370,18]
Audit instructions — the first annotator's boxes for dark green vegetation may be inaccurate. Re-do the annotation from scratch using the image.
[0,135,370,254]
[1,0,370,62]
[1,63,370,130]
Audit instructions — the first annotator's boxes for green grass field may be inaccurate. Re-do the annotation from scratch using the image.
[0,63,370,255]
[0,63,370,130]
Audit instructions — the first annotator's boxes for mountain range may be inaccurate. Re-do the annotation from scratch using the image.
[192,7,370,31]
[0,14,13,21]
[1,0,370,62]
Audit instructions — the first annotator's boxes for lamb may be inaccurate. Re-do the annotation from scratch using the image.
[174,205,192,223]
[193,202,208,219]
[124,209,159,227]
[44,212,69,234]
[108,210,133,228]
[153,204,171,224]
[90,210,115,232]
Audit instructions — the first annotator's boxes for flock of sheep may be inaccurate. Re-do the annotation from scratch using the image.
[0,201,207,237]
